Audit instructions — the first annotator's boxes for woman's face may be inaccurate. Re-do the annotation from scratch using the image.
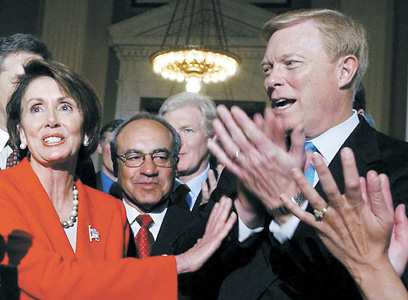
[19,76,86,168]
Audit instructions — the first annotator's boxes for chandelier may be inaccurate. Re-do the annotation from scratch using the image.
[150,0,241,93]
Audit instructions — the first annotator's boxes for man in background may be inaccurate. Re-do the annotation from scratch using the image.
[96,119,123,193]
[159,92,219,215]
[353,83,376,127]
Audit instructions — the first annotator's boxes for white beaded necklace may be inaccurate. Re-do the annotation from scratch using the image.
[61,183,79,229]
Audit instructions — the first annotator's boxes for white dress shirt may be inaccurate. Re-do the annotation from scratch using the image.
[0,129,11,170]
[269,110,360,243]
[123,199,168,240]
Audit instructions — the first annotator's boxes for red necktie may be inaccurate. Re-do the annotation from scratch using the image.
[135,214,154,259]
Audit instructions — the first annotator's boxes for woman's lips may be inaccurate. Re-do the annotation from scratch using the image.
[42,134,65,146]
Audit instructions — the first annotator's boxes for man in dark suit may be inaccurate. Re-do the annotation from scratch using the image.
[206,8,408,299]
[159,92,219,216]
[110,113,196,258]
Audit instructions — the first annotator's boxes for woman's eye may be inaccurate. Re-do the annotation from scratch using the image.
[59,103,73,111]
[30,105,42,113]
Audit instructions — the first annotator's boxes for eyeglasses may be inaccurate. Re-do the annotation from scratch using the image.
[117,150,176,168]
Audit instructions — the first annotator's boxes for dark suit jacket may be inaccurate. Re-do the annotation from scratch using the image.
[178,159,222,217]
[203,118,408,299]
[96,171,102,191]
[75,157,97,188]
[127,201,195,258]
[125,197,201,300]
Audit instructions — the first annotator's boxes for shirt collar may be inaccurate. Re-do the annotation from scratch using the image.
[310,110,359,165]
[184,163,210,198]
[0,128,9,149]
[122,198,168,239]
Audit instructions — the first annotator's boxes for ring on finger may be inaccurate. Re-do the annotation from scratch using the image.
[233,150,240,162]
[313,205,330,221]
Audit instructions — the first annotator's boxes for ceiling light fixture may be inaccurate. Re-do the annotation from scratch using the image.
[150,0,240,93]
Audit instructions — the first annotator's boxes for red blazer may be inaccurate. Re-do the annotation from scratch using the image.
[0,158,177,300]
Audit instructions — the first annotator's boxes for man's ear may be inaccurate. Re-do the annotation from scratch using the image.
[97,143,103,155]
[338,55,358,89]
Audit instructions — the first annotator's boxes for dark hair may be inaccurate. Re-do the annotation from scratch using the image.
[110,112,181,177]
[0,33,52,70]
[352,83,366,111]
[7,60,101,162]
[99,119,124,145]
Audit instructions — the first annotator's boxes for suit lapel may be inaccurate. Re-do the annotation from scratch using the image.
[315,117,381,198]
[191,191,202,215]
[151,203,193,256]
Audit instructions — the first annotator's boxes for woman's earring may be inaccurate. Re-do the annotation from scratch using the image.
[83,139,89,147]
[19,142,26,150]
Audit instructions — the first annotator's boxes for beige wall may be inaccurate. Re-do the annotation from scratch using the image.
[340,0,394,134]
[311,0,395,135]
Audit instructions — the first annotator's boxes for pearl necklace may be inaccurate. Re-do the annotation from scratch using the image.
[61,183,79,229]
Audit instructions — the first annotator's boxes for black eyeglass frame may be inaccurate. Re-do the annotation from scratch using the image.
[116,149,178,168]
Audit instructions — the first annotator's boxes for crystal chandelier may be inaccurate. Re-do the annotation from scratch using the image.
[150,0,240,93]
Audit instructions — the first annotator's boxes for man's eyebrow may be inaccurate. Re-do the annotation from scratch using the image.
[152,148,171,154]
[123,148,170,154]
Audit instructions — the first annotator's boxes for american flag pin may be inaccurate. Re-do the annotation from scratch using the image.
[88,225,100,242]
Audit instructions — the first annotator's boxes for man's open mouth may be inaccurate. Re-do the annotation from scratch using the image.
[272,99,296,110]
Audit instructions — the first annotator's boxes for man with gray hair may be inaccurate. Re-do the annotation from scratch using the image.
[159,92,219,215]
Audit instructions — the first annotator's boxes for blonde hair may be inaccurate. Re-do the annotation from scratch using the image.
[261,9,368,95]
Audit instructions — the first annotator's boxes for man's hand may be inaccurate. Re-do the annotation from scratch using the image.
[208,105,306,219]
[176,196,236,274]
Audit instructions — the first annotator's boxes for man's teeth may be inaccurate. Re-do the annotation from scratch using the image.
[274,99,295,109]
[277,103,291,109]
[44,137,62,143]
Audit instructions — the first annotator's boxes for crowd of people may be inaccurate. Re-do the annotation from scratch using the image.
[0,7,408,300]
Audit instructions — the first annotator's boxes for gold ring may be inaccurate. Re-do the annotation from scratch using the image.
[313,205,329,221]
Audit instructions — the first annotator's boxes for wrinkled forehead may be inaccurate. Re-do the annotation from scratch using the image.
[118,119,173,153]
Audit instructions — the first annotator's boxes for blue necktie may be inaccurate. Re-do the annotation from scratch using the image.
[304,141,317,185]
